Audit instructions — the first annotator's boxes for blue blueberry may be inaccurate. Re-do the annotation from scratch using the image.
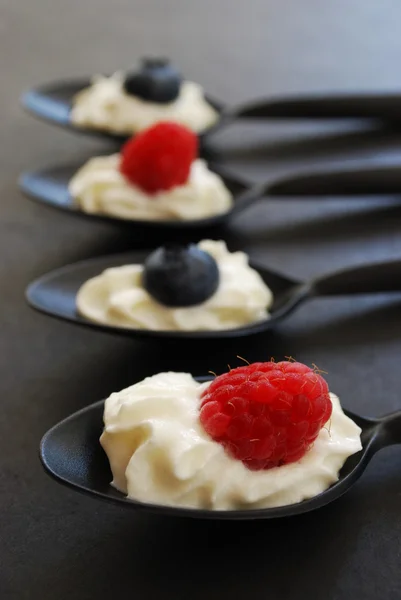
[124,58,181,104]
[142,244,220,307]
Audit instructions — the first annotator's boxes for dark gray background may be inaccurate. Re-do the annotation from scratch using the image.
[3,1,401,598]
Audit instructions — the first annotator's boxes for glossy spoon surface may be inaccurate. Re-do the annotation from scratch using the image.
[40,380,401,520]
[26,251,401,340]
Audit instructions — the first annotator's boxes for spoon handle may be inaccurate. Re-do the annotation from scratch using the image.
[311,260,401,296]
[377,411,401,447]
[231,94,401,121]
[269,165,401,197]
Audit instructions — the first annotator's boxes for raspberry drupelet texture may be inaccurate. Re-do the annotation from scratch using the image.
[120,121,198,194]
[199,360,332,470]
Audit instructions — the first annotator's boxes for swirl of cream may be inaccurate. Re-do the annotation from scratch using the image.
[69,157,233,221]
[100,372,362,510]
[71,73,218,134]
[76,240,273,331]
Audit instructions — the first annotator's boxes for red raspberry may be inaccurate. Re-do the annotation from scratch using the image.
[199,360,332,470]
[120,121,198,194]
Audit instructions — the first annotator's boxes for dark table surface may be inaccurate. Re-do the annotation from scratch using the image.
[3,1,401,598]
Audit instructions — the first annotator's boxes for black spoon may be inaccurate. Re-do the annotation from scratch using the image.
[40,378,401,520]
[21,77,382,143]
[19,161,247,230]
[20,77,225,142]
[20,159,401,230]
[26,250,401,340]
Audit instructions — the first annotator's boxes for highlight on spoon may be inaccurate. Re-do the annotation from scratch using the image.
[41,360,395,520]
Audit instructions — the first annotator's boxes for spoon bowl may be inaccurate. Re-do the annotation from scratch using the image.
[21,77,226,142]
[40,381,401,520]
[19,160,251,230]
[26,249,300,339]
[26,250,401,340]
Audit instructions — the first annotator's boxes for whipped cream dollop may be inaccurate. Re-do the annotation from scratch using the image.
[69,157,233,221]
[71,73,219,134]
[76,240,273,331]
[101,372,362,511]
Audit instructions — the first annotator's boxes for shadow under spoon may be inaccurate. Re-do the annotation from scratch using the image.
[40,379,401,520]
[26,251,401,340]
[20,162,401,231]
